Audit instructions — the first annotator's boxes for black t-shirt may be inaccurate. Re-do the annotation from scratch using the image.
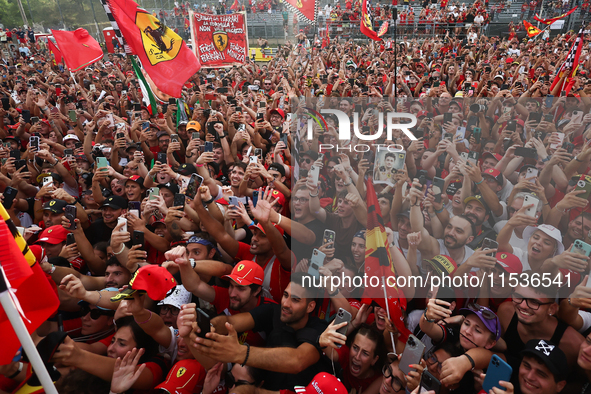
[249,303,331,390]
[84,218,115,245]
[325,212,365,261]
[291,218,325,263]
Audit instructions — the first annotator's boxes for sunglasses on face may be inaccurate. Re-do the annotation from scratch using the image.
[80,306,112,320]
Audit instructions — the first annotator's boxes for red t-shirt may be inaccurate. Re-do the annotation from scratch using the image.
[234,242,291,303]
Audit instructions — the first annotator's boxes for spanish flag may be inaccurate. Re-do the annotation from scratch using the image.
[524,20,542,37]
[361,178,410,342]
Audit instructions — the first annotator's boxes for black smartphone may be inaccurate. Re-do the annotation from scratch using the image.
[505,121,516,132]
[15,159,26,171]
[134,103,141,111]
[482,238,499,257]
[204,141,213,153]
[563,142,575,154]
[1,97,9,111]
[66,233,76,246]
[21,110,31,124]
[418,170,428,186]
[168,98,176,105]
[196,308,211,338]
[2,186,17,209]
[420,371,441,394]
[133,230,145,248]
[64,149,74,157]
[443,113,453,124]
[10,149,20,160]
[254,148,263,161]
[173,193,186,208]
[528,112,542,123]
[280,133,289,147]
[116,132,125,140]
[29,136,39,151]
[501,84,510,90]
[433,177,445,203]
[514,147,537,159]
[64,205,77,230]
[256,112,265,121]
[157,152,167,164]
[543,114,554,122]
[30,116,39,125]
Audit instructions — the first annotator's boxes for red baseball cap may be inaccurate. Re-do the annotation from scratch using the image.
[249,221,285,236]
[294,373,348,394]
[482,168,504,184]
[155,359,206,394]
[270,189,286,206]
[270,108,285,119]
[36,225,69,245]
[222,260,264,286]
[110,265,176,302]
[482,152,503,162]
[496,252,523,275]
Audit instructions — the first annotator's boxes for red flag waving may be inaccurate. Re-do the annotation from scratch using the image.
[523,20,542,37]
[0,215,59,365]
[534,6,577,24]
[47,39,62,65]
[550,26,584,95]
[281,0,318,24]
[361,178,410,343]
[106,0,200,98]
[51,29,103,72]
[360,0,382,41]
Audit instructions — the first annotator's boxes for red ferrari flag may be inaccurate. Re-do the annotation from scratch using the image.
[523,20,542,37]
[534,6,577,24]
[0,215,59,365]
[360,0,382,41]
[47,39,62,65]
[280,0,318,24]
[51,29,103,71]
[550,25,584,95]
[106,0,200,98]
[361,178,410,342]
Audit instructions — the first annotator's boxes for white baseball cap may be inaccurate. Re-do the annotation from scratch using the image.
[157,284,191,310]
[523,224,564,256]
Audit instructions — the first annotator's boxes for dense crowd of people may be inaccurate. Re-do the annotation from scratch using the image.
[3,6,591,394]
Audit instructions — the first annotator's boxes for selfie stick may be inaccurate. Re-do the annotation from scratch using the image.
[381,276,398,356]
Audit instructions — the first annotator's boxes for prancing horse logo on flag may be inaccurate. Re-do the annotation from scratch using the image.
[213,31,228,52]
[136,11,182,65]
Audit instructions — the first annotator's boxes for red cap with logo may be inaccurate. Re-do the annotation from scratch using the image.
[222,260,264,286]
[36,225,69,245]
[110,265,176,302]
[496,252,523,275]
[155,359,206,394]
[271,189,286,207]
[249,221,285,236]
[294,373,348,394]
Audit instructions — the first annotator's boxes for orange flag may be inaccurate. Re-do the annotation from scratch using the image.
[523,20,542,38]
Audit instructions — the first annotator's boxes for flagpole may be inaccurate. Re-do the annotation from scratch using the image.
[0,268,59,394]
[381,276,397,356]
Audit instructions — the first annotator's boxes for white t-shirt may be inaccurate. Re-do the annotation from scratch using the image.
[493,220,528,250]
[437,239,474,265]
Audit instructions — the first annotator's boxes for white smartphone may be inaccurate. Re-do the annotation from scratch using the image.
[523,194,539,218]
[550,132,565,149]
[117,217,127,233]
[249,155,258,164]
[43,176,53,186]
[525,167,538,183]
[310,165,320,185]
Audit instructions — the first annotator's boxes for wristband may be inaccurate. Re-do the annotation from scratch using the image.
[48,264,56,274]
[241,343,250,367]
[196,163,204,167]
[113,244,125,255]
[7,362,23,379]
[475,178,484,185]
[575,156,583,162]
[423,308,436,323]
[328,288,340,297]
[464,353,476,371]
[135,310,153,325]
[95,290,102,306]
[309,191,319,198]
[276,214,282,226]
[203,196,215,204]
[435,207,444,214]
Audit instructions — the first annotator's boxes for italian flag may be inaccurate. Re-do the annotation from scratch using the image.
[131,56,157,115]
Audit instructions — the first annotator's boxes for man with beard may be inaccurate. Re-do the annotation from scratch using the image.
[497,283,584,380]
[462,195,497,249]
[175,247,274,347]
[409,181,475,265]
[183,272,331,390]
